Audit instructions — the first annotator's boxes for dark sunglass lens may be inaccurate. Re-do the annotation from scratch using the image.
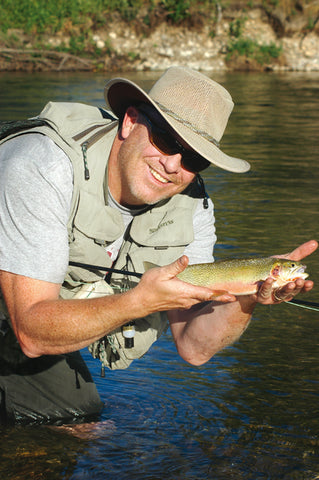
[182,152,211,173]
[142,112,210,173]
[150,128,180,155]
[146,117,181,155]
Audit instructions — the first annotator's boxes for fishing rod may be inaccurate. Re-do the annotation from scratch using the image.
[69,260,143,278]
[69,260,319,311]
[288,298,319,311]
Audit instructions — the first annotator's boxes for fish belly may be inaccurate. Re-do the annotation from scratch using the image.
[206,280,260,296]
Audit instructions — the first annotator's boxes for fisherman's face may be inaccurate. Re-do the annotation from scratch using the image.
[108,107,196,207]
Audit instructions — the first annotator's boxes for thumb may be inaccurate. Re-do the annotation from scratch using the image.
[165,255,189,278]
[275,240,318,261]
[288,239,318,261]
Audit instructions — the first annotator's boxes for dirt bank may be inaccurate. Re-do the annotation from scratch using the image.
[0,6,318,72]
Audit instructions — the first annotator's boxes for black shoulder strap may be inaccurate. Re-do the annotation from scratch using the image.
[0,118,49,141]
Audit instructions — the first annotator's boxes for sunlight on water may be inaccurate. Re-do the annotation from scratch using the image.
[0,71,318,479]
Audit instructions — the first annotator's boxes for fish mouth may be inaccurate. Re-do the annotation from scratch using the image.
[293,265,308,280]
[273,261,309,283]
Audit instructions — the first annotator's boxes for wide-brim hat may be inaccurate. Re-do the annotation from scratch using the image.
[104,66,250,173]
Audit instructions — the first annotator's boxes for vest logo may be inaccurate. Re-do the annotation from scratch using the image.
[149,220,174,234]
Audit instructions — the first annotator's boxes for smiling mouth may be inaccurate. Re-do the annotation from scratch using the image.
[150,167,169,184]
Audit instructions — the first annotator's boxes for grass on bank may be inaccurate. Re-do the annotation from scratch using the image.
[0,0,317,34]
[227,38,282,65]
[226,16,283,65]
[0,0,316,68]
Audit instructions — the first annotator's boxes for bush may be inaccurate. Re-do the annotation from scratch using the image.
[227,38,282,65]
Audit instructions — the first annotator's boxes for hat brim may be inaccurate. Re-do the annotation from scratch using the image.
[104,78,250,174]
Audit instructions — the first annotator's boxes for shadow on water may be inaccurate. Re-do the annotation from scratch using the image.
[0,71,318,479]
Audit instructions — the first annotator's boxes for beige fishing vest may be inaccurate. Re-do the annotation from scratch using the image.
[0,102,205,370]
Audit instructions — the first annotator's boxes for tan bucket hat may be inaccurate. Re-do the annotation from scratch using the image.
[104,66,250,173]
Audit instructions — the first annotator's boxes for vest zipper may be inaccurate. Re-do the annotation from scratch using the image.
[73,121,118,181]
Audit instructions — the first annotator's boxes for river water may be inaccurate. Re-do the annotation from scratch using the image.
[0,70,318,479]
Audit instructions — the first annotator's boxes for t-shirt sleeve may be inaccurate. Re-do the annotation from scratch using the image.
[0,134,73,283]
[183,197,216,264]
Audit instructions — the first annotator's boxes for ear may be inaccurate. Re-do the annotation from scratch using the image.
[120,106,139,139]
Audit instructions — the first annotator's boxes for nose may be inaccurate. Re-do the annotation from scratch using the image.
[159,153,182,173]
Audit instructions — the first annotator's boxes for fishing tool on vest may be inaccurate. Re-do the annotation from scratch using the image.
[122,322,136,348]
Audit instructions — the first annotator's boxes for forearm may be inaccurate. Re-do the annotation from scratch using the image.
[11,288,151,358]
[169,297,256,365]
[4,257,216,358]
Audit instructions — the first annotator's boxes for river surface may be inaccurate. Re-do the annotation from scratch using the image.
[0,70,318,479]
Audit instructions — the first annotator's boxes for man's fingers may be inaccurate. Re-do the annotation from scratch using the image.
[272,282,296,302]
[259,277,314,304]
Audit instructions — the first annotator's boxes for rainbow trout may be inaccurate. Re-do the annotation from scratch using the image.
[145,257,308,295]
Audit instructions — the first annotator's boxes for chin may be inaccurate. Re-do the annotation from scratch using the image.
[129,185,174,206]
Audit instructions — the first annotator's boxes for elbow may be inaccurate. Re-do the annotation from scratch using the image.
[16,333,42,358]
[176,344,218,366]
[21,347,42,359]
[186,357,207,367]
[183,355,214,367]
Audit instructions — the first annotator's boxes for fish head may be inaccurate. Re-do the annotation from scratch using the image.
[270,259,308,287]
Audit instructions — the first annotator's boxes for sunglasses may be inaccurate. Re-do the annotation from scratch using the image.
[140,112,210,173]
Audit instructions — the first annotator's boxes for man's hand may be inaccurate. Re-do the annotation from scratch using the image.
[135,255,223,313]
[255,240,317,305]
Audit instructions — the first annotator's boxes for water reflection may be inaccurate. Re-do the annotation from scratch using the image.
[0,71,161,119]
[0,71,318,479]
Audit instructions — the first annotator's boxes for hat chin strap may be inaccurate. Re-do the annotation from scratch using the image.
[153,101,221,148]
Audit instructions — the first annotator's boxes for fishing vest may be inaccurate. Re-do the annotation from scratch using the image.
[0,102,206,370]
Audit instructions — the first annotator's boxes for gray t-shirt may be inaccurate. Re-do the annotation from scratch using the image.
[0,134,216,284]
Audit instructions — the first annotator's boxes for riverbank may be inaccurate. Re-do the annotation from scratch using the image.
[1,5,318,72]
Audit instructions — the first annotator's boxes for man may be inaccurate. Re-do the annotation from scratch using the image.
[0,66,316,425]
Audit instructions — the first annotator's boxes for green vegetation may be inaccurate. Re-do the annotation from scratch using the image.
[0,0,316,67]
[229,18,246,38]
[0,0,91,33]
[0,0,212,34]
[0,0,218,56]
[1,0,314,35]
[226,38,282,65]
[226,11,283,66]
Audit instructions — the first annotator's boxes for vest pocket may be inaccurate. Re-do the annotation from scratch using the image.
[129,206,194,247]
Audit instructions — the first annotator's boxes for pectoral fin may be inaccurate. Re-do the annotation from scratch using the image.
[209,290,229,298]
